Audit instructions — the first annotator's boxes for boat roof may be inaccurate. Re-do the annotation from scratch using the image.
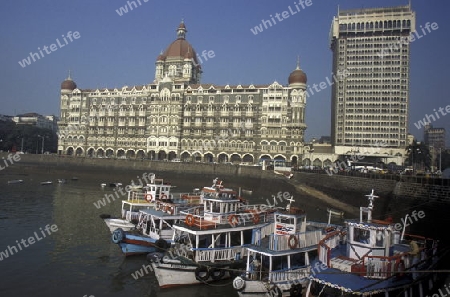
[309,268,414,295]
[139,208,185,219]
[173,221,272,236]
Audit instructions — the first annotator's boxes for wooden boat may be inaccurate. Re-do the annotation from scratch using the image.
[148,178,281,288]
[7,179,23,184]
[304,190,447,297]
[232,208,332,297]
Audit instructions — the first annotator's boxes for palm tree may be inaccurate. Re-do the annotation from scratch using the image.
[405,140,432,172]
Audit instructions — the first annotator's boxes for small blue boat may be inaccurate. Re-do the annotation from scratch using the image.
[111,228,170,256]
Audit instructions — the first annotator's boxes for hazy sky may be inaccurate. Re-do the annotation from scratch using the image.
[1,0,449,144]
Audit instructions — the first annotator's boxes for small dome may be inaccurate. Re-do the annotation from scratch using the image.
[157,53,166,61]
[288,58,307,85]
[288,69,307,84]
[61,78,77,90]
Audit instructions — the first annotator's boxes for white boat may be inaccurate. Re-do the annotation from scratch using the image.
[304,190,447,297]
[232,206,339,296]
[100,183,106,187]
[149,178,282,288]
[7,179,23,184]
[41,181,52,185]
[57,179,66,184]
[112,199,200,256]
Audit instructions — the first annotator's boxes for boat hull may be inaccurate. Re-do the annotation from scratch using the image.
[112,229,171,256]
[151,260,237,288]
[104,218,136,233]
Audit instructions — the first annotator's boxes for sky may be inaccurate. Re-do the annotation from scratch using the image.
[1,0,449,145]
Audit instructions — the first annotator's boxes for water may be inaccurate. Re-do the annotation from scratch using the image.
[0,166,448,296]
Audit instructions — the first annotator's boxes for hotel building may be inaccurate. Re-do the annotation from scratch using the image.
[328,4,416,164]
[57,21,308,165]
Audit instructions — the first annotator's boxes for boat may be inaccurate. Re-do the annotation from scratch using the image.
[100,183,106,187]
[304,189,447,297]
[148,178,282,288]
[112,199,200,256]
[241,189,253,195]
[110,182,123,187]
[40,181,53,185]
[103,174,171,233]
[57,179,66,184]
[7,179,23,184]
[232,202,342,296]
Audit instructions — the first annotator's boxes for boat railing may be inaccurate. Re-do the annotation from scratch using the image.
[268,266,310,283]
[318,230,345,267]
[127,191,147,203]
[193,246,247,263]
[269,230,323,251]
[363,235,437,279]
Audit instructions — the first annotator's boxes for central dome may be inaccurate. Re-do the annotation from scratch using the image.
[157,21,199,65]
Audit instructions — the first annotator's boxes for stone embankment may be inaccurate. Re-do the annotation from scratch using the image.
[3,153,449,217]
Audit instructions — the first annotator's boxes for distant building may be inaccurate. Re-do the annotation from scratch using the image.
[329,4,415,163]
[13,113,57,130]
[424,124,445,151]
[57,21,308,165]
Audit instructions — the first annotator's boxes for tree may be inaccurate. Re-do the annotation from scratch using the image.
[405,140,432,171]
[0,121,57,153]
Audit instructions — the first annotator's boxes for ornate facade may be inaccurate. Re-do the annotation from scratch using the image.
[57,21,308,164]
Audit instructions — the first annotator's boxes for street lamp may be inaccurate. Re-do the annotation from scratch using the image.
[37,135,45,154]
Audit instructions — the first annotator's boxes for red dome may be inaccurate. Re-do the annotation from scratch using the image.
[61,78,77,90]
[161,39,199,64]
[288,68,307,84]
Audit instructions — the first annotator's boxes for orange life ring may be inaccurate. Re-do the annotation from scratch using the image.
[185,214,195,226]
[228,214,239,226]
[288,234,299,249]
[145,193,152,202]
[160,194,167,199]
[168,207,174,215]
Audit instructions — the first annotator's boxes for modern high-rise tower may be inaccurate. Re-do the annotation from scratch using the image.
[329,4,416,157]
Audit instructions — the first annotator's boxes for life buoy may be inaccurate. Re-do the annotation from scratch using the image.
[145,193,152,202]
[232,276,245,291]
[288,234,298,249]
[163,205,168,212]
[160,194,167,199]
[228,214,239,226]
[185,214,195,226]
[395,259,405,278]
[209,268,225,281]
[195,266,210,281]
[167,207,174,215]
[111,228,124,244]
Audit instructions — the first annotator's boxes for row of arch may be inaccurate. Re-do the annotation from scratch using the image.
[63,147,295,164]
[340,19,411,31]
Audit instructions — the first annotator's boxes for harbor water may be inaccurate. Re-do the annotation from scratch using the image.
[0,165,448,296]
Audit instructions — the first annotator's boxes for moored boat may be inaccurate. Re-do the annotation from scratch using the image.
[40,181,52,185]
[7,179,23,184]
[304,190,447,297]
[232,203,341,296]
[149,178,282,288]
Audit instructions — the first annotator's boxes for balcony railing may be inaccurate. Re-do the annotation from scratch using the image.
[269,230,323,251]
